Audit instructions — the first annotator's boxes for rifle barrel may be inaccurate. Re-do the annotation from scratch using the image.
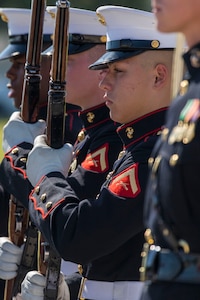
[42,1,70,298]
[21,0,45,123]
[4,1,46,299]
[46,0,70,149]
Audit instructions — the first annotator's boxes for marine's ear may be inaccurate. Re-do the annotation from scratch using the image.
[154,63,168,88]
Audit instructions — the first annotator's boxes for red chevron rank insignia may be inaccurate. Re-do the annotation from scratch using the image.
[108,164,141,198]
[81,143,109,173]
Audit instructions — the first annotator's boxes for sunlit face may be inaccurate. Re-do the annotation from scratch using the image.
[99,54,156,124]
[6,55,25,109]
[66,45,105,110]
[151,0,200,46]
[66,49,103,109]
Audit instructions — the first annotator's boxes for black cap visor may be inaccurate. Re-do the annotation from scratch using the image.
[42,42,97,56]
[89,49,145,70]
[0,33,52,61]
[0,43,27,61]
[68,43,96,55]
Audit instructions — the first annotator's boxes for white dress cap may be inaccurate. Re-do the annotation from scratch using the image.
[89,5,177,70]
[0,8,54,60]
[46,6,106,36]
[44,6,106,56]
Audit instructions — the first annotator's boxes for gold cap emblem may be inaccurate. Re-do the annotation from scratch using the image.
[0,13,8,23]
[48,11,56,19]
[78,130,85,142]
[96,12,106,26]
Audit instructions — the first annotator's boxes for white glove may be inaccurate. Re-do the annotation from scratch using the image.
[26,135,73,187]
[0,237,23,280]
[3,111,46,153]
[21,270,70,300]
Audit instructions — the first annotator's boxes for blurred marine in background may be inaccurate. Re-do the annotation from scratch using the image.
[0,7,82,143]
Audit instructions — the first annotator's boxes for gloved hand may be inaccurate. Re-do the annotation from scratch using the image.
[26,135,73,187]
[21,270,70,300]
[3,111,46,153]
[0,237,23,280]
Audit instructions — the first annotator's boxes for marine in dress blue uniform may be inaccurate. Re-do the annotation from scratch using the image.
[0,6,178,300]
[140,31,200,300]
[0,8,53,61]
[0,7,82,143]
[0,7,123,300]
[0,8,53,299]
[0,8,53,116]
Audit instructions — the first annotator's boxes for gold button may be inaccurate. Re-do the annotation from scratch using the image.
[11,147,19,154]
[77,130,85,142]
[106,170,114,180]
[100,35,107,43]
[151,40,160,48]
[35,186,40,195]
[152,155,161,173]
[78,264,83,275]
[169,154,179,166]
[157,130,162,136]
[179,80,189,96]
[46,202,52,210]
[118,150,125,159]
[183,122,195,144]
[70,159,77,173]
[148,157,154,167]
[163,228,169,236]
[40,193,47,203]
[144,228,154,245]
[20,157,27,163]
[161,128,169,141]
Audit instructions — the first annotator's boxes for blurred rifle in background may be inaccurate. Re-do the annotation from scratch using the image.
[38,0,70,298]
[4,0,45,299]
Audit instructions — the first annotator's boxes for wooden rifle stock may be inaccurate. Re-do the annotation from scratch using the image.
[4,1,46,299]
[38,1,70,299]
[3,197,29,300]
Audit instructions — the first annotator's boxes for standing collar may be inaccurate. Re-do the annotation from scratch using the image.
[117,107,168,148]
[80,103,118,131]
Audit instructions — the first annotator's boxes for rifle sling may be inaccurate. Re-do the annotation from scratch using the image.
[12,223,39,297]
